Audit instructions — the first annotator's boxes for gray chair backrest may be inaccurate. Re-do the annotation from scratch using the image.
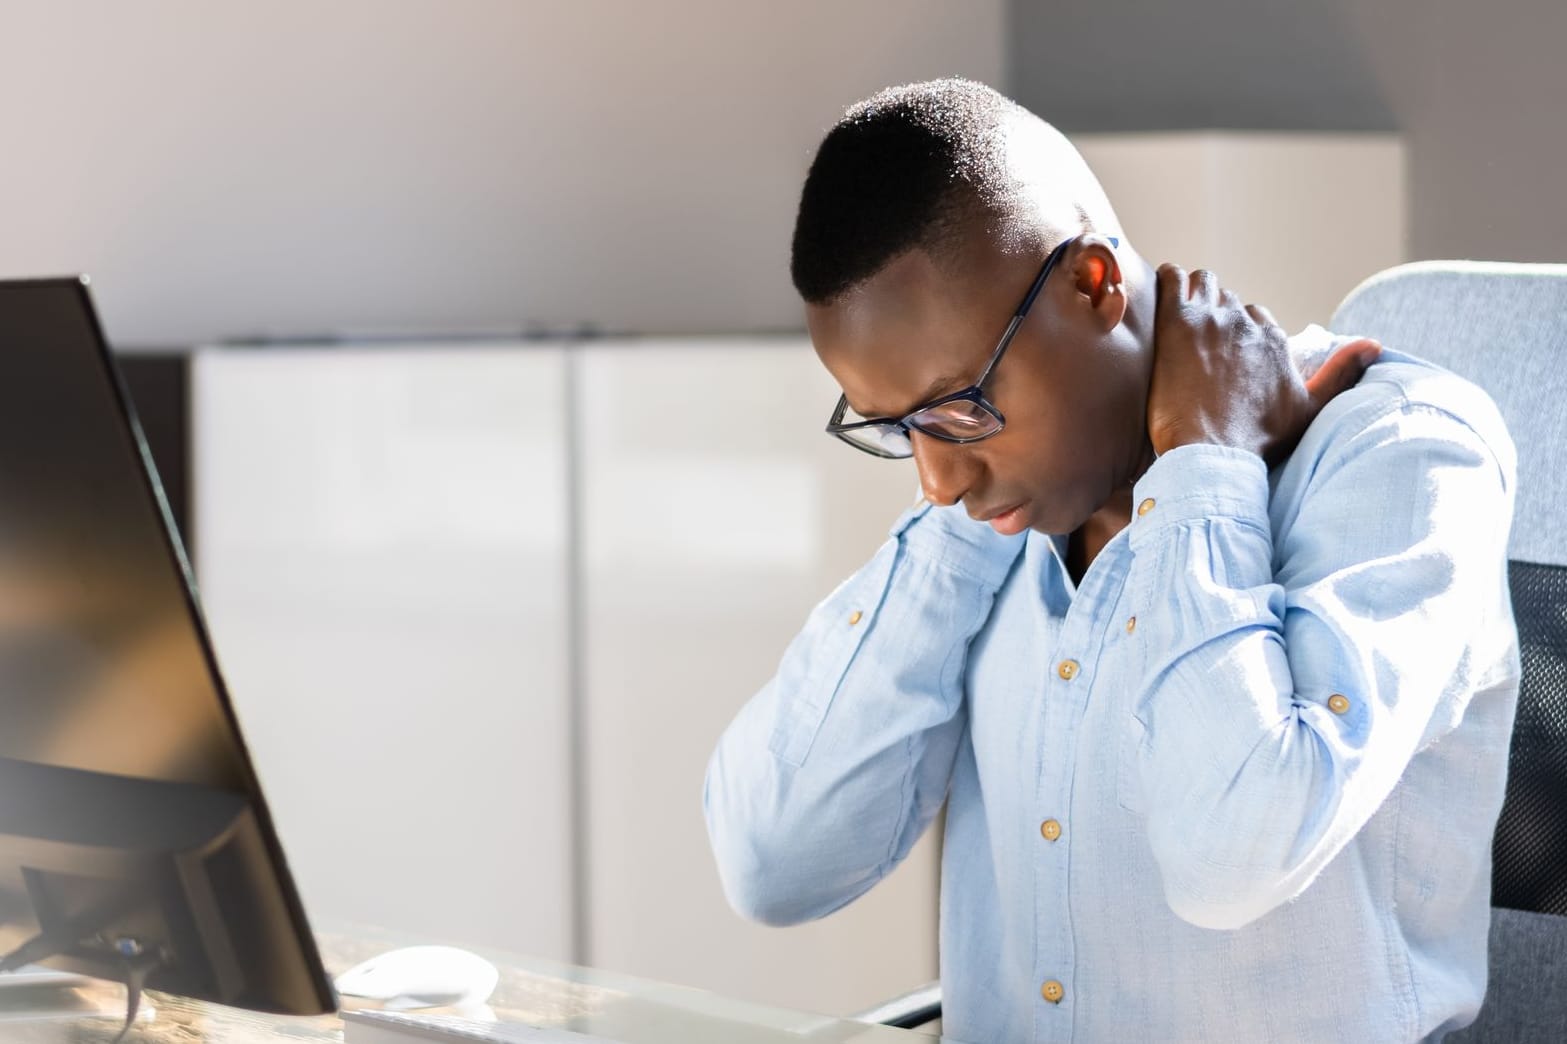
[1333,261,1567,1043]
[1334,261,1567,566]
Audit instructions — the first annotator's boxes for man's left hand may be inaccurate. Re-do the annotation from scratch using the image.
[1147,263,1382,465]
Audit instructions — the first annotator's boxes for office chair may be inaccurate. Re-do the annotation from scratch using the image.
[1334,261,1567,1042]
[858,261,1567,1039]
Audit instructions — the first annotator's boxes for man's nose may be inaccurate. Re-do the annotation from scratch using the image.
[912,432,978,508]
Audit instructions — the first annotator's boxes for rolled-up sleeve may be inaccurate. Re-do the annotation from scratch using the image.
[704,501,1023,926]
[1121,400,1513,930]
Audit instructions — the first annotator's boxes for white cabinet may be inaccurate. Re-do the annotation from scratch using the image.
[191,345,575,962]
[576,339,934,1015]
[190,339,936,1016]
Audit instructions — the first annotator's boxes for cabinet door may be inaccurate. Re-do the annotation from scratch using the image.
[577,338,936,1015]
[192,345,573,961]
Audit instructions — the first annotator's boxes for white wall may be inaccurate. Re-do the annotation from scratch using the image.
[0,1,1005,347]
[1074,133,1406,332]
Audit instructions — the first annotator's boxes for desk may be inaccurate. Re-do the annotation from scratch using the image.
[7,930,952,1043]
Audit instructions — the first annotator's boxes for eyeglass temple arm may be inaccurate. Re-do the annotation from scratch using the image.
[972,234,1118,389]
[971,314,1027,390]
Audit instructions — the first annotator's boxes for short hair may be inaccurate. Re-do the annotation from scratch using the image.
[790,78,1039,306]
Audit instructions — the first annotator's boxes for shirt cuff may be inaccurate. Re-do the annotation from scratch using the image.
[1127,444,1270,553]
[892,500,1025,587]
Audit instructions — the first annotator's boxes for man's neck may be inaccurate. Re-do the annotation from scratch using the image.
[1067,248,1160,584]
[1067,483,1138,585]
[1111,250,1160,486]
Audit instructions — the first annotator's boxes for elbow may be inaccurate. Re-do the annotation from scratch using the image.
[1153,845,1303,931]
[703,731,886,928]
[709,831,879,927]
[705,799,825,927]
[712,845,821,927]
[703,760,823,928]
[1146,725,1343,931]
[1163,880,1275,932]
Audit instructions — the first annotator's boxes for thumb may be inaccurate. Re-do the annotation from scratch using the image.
[1305,337,1381,407]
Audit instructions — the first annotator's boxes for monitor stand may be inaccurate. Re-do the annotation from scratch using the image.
[0,961,157,1040]
[0,756,258,1040]
[2,923,164,1041]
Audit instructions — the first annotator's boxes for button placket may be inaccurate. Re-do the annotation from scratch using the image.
[1031,543,1131,1026]
[1034,630,1081,1024]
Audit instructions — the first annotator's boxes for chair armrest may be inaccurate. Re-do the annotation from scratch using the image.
[851,981,942,1029]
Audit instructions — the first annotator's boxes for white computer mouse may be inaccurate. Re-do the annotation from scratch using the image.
[334,945,501,1010]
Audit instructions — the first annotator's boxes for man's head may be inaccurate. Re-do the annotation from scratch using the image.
[792,79,1156,536]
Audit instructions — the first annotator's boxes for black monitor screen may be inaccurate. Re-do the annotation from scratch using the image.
[0,278,334,1016]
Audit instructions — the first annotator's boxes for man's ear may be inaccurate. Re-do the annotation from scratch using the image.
[1068,236,1127,332]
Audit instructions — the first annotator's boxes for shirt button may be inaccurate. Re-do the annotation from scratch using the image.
[1125,615,1137,634]
[1137,497,1156,516]
[1040,819,1062,842]
[1057,659,1079,681]
[848,610,863,626]
[1328,693,1351,714]
[1041,979,1064,1004]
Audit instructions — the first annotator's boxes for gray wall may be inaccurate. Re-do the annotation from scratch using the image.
[0,1,1003,348]
[1009,0,1567,267]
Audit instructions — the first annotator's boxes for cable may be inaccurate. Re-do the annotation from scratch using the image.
[109,942,164,1044]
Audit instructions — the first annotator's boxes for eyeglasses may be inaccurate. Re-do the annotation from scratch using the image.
[824,235,1115,459]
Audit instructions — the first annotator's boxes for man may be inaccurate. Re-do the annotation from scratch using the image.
[704,79,1518,1043]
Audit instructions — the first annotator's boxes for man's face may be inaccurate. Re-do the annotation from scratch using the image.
[807,233,1150,536]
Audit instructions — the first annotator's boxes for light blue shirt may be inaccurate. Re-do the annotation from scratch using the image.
[704,332,1520,1043]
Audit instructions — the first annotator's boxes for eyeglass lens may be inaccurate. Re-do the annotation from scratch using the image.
[839,424,913,458]
[906,398,1000,440]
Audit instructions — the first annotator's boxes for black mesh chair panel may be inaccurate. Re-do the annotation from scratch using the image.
[1492,561,1567,917]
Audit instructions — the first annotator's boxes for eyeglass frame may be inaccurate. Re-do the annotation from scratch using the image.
[824,234,1117,459]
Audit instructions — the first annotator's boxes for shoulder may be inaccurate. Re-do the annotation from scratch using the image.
[1282,326,1517,494]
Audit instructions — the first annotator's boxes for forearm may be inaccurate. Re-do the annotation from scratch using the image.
[704,502,1022,925]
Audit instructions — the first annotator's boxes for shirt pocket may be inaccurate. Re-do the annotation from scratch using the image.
[767,541,899,768]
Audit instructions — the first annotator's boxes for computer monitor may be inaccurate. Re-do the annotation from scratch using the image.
[0,278,336,1017]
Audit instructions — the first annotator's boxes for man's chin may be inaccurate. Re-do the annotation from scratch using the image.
[978,488,1093,538]
[1029,504,1093,538]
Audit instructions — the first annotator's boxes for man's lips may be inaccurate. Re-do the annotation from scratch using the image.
[973,501,1024,523]
[975,501,1030,535]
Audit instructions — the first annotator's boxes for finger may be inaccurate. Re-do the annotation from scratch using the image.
[1340,336,1382,368]
[1190,268,1220,304]
[1246,303,1280,330]
[1304,338,1382,406]
[1157,263,1186,312]
[1220,288,1251,327]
